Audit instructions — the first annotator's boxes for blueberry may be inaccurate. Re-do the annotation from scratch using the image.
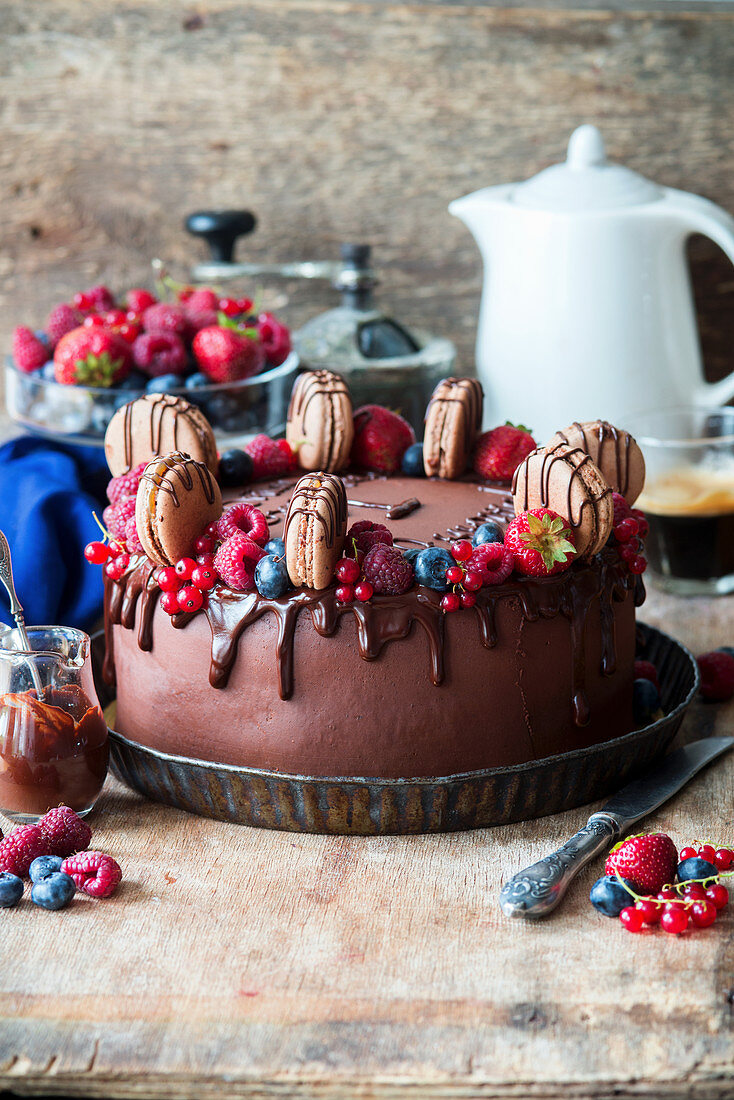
[414,547,454,591]
[0,872,23,908]
[185,371,211,391]
[472,522,504,547]
[145,373,184,395]
[31,871,75,911]
[117,370,148,392]
[401,443,425,477]
[264,537,286,559]
[40,360,57,381]
[717,646,734,660]
[255,555,291,598]
[633,678,661,725]
[34,329,51,348]
[29,855,64,883]
[402,547,422,565]
[204,392,240,429]
[218,449,253,488]
[677,857,718,883]
[589,875,637,918]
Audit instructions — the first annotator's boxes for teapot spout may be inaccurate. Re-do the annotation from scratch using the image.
[449,185,512,254]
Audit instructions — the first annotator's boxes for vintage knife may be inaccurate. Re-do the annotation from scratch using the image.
[499,737,733,919]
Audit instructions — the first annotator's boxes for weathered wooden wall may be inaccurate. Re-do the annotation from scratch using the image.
[1,0,733,397]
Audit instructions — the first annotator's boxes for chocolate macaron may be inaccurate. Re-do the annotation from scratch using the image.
[136,451,222,567]
[423,377,483,479]
[512,443,613,558]
[286,370,354,473]
[547,420,645,506]
[105,393,218,478]
[284,473,348,589]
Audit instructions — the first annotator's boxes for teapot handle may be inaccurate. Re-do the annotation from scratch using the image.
[668,193,734,406]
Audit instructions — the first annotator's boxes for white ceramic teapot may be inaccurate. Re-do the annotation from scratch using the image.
[450,125,734,441]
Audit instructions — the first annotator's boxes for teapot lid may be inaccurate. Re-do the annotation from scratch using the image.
[511,125,663,211]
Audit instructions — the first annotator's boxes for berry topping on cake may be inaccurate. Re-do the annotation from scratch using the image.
[350,405,416,474]
[217,503,270,546]
[697,650,734,702]
[106,462,147,506]
[46,303,82,347]
[218,449,254,488]
[413,547,454,591]
[362,544,414,595]
[61,851,122,898]
[254,555,291,598]
[12,326,49,373]
[0,825,51,876]
[467,541,514,585]
[54,326,131,387]
[401,442,425,477]
[605,833,678,895]
[244,435,298,480]
[192,323,265,383]
[354,580,374,602]
[104,496,137,539]
[504,509,576,577]
[335,557,361,584]
[472,522,504,547]
[472,423,536,482]
[132,332,188,378]
[39,806,92,858]
[214,532,266,590]
[347,520,393,556]
[611,491,631,527]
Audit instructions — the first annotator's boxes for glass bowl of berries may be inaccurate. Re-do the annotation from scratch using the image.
[5,283,298,449]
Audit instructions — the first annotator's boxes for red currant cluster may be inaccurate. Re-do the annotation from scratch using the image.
[334,557,374,604]
[617,843,732,935]
[80,308,140,344]
[84,538,131,581]
[612,492,648,575]
[157,532,218,617]
[440,540,484,613]
[177,289,253,318]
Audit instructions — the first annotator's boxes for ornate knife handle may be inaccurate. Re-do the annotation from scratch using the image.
[499,813,619,919]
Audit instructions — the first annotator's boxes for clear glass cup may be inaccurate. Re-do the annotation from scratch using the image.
[626,407,734,596]
[0,626,109,822]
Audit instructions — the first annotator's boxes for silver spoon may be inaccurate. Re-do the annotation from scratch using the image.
[0,531,45,696]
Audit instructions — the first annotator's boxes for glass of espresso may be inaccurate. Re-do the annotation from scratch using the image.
[626,407,734,596]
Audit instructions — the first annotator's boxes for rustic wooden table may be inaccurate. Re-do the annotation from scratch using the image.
[0,582,732,1100]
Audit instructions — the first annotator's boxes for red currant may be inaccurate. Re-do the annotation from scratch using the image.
[619,906,645,932]
[355,581,374,602]
[175,557,196,580]
[690,900,717,928]
[613,518,640,543]
[126,309,143,325]
[117,323,139,344]
[191,565,216,592]
[657,888,678,902]
[197,552,216,567]
[705,883,729,910]
[105,309,127,327]
[194,535,215,555]
[698,844,716,863]
[463,570,483,592]
[714,848,733,872]
[440,592,461,613]
[451,540,473,562]
[460,592,477,609]
[635,899,662,924]
[73,291,94,311]
[335,584,354,603]
[157,566,180,592]
[108,540,125,556]
[236,297,253,313]
[682,883,707,900]
[661,907,689,934]
[631,510,649,538]
[178,586,204,613]
[83,313,106,328]
[335,558,360,584]
[177,287,194,302]
[160,591,179,615]
[628,556,647,574]
[218,297,241,317]
[446,565,464,584]
[84,541,110,564]
[679,846,697,862]
[619,542,639,563]
[104,555,129,581]
[205,522,219,539]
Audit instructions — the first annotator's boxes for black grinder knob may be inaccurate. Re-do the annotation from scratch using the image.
[184,210,257,262]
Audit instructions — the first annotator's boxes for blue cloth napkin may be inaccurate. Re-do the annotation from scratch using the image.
[0,436,110,631]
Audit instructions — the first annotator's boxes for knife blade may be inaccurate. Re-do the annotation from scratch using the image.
[499,737,733,919]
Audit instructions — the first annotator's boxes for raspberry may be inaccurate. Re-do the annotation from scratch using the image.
[61,850,122,898]
[697,651,734,702]
[468,541,514,585]
[132,332,188,377]
[362,544,414,595]
[347,520,393,556]
[106,462,148,505]
[244,435,297,480]
[124,515,144,553]
[12,326,49,373]
[213,532,266,590]
[0,825,51,876]
[46,303,82,347]
[105,496,137,539]
[142,302,188,336]
[216,503,270,545]
[39,806,92,858]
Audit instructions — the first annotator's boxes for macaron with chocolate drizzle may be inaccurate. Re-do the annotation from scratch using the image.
[135,451,222,567]
[512,443,613,558]
[423,377,483,479]
[284,473,348,589]
[546,420,645,506]
[286,369,354,473]
[104,393,219,478]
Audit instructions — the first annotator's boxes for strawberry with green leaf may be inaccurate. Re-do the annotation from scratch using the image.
[192,313,265,383]
[53,326,131,387]
[504,508,577,577]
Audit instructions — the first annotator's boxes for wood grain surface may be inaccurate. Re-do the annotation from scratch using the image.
[0,584,732,1100]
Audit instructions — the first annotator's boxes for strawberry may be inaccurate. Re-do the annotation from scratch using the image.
[605,833,678,895]
[473,423,536,482]
[192,323,265,383]
[53,326,131,387]
[350,405,415,474]
[504,508,576,577]
[12,326,48,373]
[244,435,297,480]
[46,303,82,347]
